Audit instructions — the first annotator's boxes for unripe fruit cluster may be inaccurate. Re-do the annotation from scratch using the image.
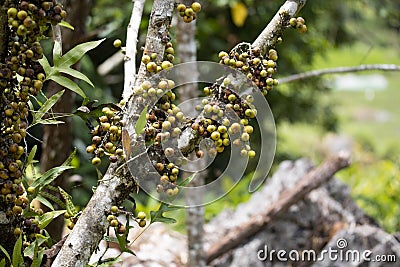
[130,75,185,196]
[289,17,307,33]
[86,107,126,165]
[196,81,257,158]
[142,42,175,74]
[106,206,146,234]
[176,2,201,23]
[1,0,67,224]
[218,45,279,96]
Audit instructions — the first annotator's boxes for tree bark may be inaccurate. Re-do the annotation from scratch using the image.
[252,0,306,54]
[176,4,206,267]
[51,1,175,266]
[52,0,306,265]
[40,0,93,241]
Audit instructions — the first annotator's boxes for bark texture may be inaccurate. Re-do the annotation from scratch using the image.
[176,5,206,267]
[252,0,306,54]
[52,0,306,265]
[52,0,175,266]
[40,0,93,241]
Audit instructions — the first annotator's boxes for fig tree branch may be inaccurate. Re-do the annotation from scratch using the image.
[279,64,400,84]
[123,0,146,101]
[206,153,351,263]
[252,0,306,55]
[52,0,306,265]
[51,1,175,266]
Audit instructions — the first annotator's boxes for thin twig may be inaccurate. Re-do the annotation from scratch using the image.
[123,0,146,101]
[279,64,400,84]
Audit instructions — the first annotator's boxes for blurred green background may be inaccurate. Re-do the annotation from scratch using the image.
[35,0,400,233]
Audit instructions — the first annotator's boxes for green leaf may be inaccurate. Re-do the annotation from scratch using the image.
[39,191,66,210]
[48,75,86,98]
[59,20,74,30]
[35,195,55,211]
[12,235,23,267]
[0,244,10,262]
[59,187,76,217]
[26,145,37,167]
[31,165,74,189]
[38,210,66,229]
[135,106,148,135]
[38,56,52,77]
[24,236,48,258]
[150,202,183,224]
[179,173,196,187]
[58,38,105,68]
[115,231,136,256]
[58,67,94,87]
[0,258,5,267]
[31,243,45,267]
[62,148,77,167]
[33,90,65,123]
[53,40,62,66]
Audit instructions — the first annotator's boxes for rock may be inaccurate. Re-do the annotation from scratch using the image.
[101,159,399,267]
[317,225,400,267]
[205,158,397,267]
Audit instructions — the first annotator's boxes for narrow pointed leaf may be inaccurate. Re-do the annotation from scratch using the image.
[38,210,66,229]
[53,40,62,65]
[59,67,94,87]
[49,75,86,98]
[31,165,74,189]
[62,148,77,167]
[135,106,148,135]
[0,258,5,267]
[24,236,48,258]
[38,55,52,77]
[39,191,67,210]
[12,235,23,267]
[33,90,65,123]
[26,145,37,167]
[59,187,76,217]
[0,244,10,262]
[59,21,74,30]
[31,245,45,267]
[178,173,196,187]
[35,195,55,211]
[59,38,105,68]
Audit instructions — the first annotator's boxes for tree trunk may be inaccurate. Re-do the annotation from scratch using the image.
[52,0,306,265]
[39,0,93,241]
[176,4,206,267]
